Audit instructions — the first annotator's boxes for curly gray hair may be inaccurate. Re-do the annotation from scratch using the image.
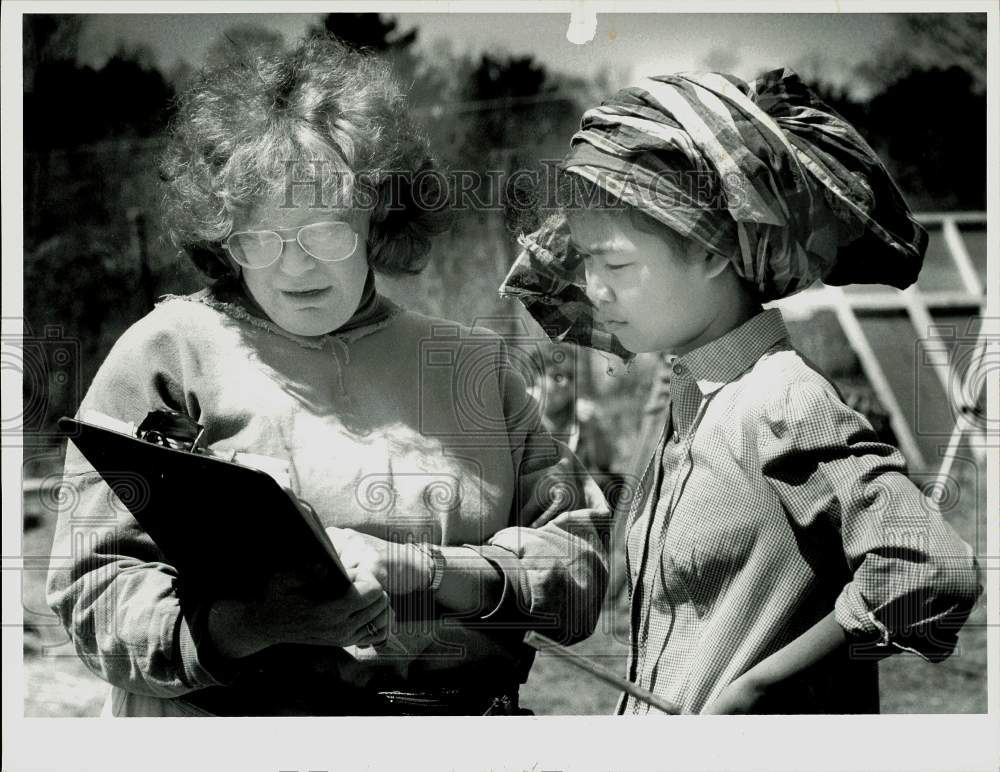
[160,34,450,279]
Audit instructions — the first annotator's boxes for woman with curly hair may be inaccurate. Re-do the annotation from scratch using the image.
[46,35,608,717]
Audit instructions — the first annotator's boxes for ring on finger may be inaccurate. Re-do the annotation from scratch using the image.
[365,621,379,638]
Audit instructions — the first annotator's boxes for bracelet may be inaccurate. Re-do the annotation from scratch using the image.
[413,542,445,592]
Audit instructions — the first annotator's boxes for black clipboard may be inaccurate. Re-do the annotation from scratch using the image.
[58,415,351,600]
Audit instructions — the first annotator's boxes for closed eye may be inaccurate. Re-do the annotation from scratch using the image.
[606,262,633,271]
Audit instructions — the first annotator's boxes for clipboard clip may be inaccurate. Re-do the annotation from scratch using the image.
[73,409,292,490]
[135,409,206,453]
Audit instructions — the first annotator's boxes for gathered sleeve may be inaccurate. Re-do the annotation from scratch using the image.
[758,378,982,662]
[462,341,611,645]
[45,315,238,698]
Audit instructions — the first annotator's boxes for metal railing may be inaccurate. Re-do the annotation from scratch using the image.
[769,212,988,471]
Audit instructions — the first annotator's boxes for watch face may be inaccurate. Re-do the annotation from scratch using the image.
[428,545,445,592]
[415,543,444,592]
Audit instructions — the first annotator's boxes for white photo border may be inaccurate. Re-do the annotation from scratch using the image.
[3,2,997,770]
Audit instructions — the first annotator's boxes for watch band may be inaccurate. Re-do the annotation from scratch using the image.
[414,542,445,592]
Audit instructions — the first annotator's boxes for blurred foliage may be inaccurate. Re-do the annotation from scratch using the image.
[310,12,419,52]
[203,24,285,69]
[24,16,174,150]
[20,12,988,452]
[804,66,986,212]
[855,14,986,94]
[797,13,986,212]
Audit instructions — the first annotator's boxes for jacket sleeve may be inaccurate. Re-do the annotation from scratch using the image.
[759,378,982,662]
[45,315,239,698]
[462,341,611,645]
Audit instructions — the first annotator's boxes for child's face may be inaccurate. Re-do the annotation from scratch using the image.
[568,208,719,355]
[541,363,574,414]
[527,358,574,417]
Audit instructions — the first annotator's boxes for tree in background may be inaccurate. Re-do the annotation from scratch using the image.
[792,13,986,211]
[20,11,988,447]
[856,14,986,95]
[854,14,986,210]
[380,50,591,333]
[25,22,173,151]
[23,17,193,447]
[866,66,985,210]
[23,14,85,92]
[309,12,418,52]
[203,24,286,69]
[308,12,421,93]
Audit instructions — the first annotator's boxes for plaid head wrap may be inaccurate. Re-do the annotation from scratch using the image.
[499,68,928,367]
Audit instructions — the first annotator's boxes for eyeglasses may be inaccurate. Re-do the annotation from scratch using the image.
[223,221,359,269]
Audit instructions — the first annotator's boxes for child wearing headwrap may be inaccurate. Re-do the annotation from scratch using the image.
[501,68,981,714]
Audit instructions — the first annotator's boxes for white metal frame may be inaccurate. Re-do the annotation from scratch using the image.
[769,212,987,471]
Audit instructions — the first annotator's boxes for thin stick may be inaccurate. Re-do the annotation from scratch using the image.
[523,631,683,714]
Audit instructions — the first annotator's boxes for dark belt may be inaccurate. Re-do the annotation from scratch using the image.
[371,687,529,716]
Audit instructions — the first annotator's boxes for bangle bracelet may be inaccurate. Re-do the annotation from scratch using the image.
[414,542,445,592]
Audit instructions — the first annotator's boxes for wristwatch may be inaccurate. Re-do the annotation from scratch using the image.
[413,542,445,592]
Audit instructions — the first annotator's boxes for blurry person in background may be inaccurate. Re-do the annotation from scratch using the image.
[519,341,628,604]
[521,340,638,524]
[526,343,614,476]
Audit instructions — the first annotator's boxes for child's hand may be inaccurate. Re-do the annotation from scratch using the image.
[701,675,767,714]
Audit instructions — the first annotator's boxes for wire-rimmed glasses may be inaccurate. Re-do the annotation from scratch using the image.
[223,221,359,269]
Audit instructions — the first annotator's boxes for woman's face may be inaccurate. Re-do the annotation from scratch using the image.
[229,203,370,337]
[568,208,719,356]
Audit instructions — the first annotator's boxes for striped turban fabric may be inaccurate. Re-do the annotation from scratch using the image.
[500,68,928,364]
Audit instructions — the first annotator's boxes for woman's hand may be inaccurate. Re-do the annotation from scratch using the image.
[325,527,431,595]
[701,676,767,714]
[206,567,391,659]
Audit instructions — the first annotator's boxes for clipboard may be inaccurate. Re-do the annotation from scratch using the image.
[58,414,351,600]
